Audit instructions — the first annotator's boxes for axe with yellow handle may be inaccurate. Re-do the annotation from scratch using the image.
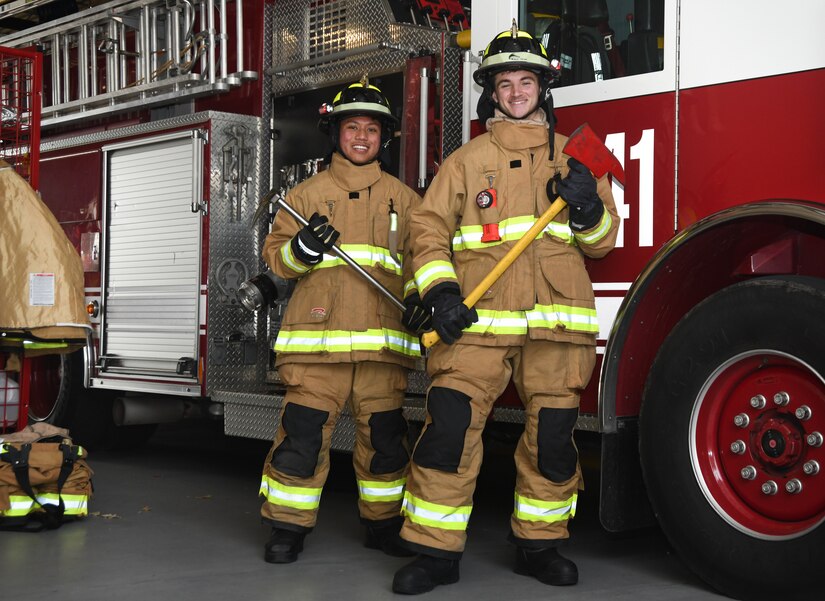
[420,123,625,349]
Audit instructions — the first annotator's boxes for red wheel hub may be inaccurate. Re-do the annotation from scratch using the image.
[691,351,825,538]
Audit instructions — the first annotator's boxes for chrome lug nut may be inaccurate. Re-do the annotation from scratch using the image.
[730,440,746,454]
[773,391,790,406]
[795,405,812,420]
[761,480,778,495]
[741,465,757,480]
[733,413,750,428]
[785,478,803,494]
[803,460,820,476]
[749,394,766,409]
[807,432,824,447]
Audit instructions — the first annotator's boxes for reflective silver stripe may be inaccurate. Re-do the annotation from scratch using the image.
[259,475,322,510]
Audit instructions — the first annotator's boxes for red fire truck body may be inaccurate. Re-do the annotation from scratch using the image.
[1,0,823,598]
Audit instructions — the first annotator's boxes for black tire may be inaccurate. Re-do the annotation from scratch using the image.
[27,352,74,424]
[640,277,825,601]
[32,350,157,450]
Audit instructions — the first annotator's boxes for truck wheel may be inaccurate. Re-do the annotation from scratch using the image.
[27,353,74,424]
[640,277,825,600]
[29,350,156,450]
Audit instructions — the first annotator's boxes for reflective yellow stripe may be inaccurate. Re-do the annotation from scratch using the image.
[451,215,574,251]
[259,475,322,511]
[0,494,89,517]
[358,478,406,503]
[401,490,472,531]
[574,210,612,245]
[0,338,69,349]
[274,328,421,357]
[415,260,458,290]
[403,278,417,297]
[464,304,598,336]
[315,244,402,275]
[280,241,311,274]
[513,492,577,523]
[526,304,598,333]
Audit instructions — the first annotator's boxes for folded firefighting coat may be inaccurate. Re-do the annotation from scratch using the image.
[411,114,620,347]
[263,152,423,368]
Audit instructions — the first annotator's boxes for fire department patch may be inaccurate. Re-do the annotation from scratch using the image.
[310,307,327,319]
[476,189,496,209]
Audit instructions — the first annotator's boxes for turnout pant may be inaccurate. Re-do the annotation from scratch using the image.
[260,361,410,531]
[400,339,595,558]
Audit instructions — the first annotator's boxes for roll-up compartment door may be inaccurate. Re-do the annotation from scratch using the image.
[99,131,204,385]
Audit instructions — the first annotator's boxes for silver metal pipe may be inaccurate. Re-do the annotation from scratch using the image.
[235,0,244,74]
[171,2,180,69]
[62,33,71,103]
[119,21,127,89]
[207,0,216,83]
[274,196,406,312]
[51,34,61,106]
[418,67,429,189]
[219,0,228,80]
[151,7,158,81]
[462,50,474,144]
[199,1,207,76]
[79,25,89,99]
[90,24,98,96]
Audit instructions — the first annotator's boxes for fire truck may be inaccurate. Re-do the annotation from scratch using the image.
[1,0,822,598]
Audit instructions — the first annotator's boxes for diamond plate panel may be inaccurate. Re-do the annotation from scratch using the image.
[270,0,444,96]
[441,46,464,159]
[204,112,270,395]
[220,390,427,449]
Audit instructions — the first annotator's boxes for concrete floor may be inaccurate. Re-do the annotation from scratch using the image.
[1,420,727,601]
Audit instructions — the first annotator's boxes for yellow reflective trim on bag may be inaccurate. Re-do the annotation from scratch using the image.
[259,475,322,511]
[401,490,472,531]
[415,260,458,291]
[513,491,577,523]
[274,328,421,357]
[358,477,406,503]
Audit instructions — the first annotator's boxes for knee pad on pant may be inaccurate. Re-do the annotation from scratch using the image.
[537,407,579,482]
[412,387,471,473]
[368,408,409,475]
[271,402,329,478]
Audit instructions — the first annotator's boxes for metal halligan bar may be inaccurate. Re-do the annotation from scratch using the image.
[273,195,406,313]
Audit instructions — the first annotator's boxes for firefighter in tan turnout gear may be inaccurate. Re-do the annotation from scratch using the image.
[392,27,621,594]
[258,80,430,564]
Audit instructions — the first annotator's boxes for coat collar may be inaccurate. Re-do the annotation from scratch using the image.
[328,152,382,191]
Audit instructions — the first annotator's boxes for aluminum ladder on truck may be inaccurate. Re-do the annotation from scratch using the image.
[0,0,258,128]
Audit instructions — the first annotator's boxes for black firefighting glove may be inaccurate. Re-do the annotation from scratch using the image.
[424,282,479,345]
[551,157,605,232]
[290,211,340,266]
[402,292,433,334]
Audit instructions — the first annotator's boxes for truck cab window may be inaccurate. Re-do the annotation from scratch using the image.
[523,0,664,87]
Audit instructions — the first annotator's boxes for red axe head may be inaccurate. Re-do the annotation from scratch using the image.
[562,123,625,185]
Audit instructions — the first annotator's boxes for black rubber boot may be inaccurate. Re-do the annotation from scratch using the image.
[514,547,578,585]
[364,518,415,557]
[264,528,306,564]
[392,554,460,595]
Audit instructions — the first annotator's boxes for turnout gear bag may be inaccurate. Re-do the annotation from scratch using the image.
[0,423,93,530]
